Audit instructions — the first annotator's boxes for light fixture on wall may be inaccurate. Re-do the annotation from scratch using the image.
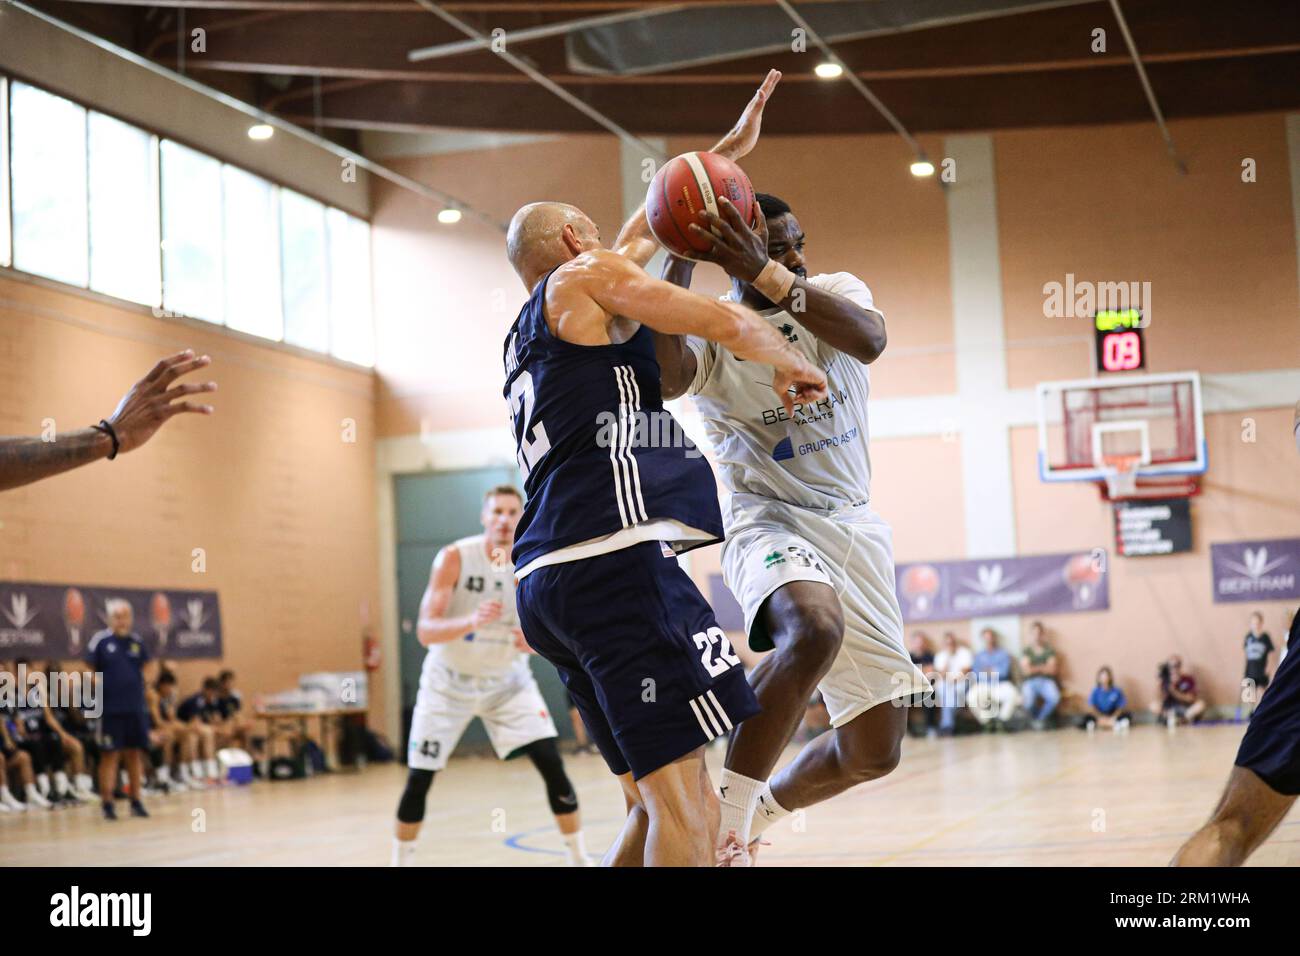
[814,62,843,80]
[437,208,463,224]
[248,123,274,141]
[910,159,936,177]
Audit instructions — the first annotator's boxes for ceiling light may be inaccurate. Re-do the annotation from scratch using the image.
[910,160,936,177]
[814,62,843,80]
[248,123,274,141]
[437,208,462,224]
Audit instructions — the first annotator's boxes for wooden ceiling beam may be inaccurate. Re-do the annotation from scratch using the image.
[165,43,1300,87]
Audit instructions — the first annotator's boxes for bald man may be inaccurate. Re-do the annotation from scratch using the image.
[503,72,826,866]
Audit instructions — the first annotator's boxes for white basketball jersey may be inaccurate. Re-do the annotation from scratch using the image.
[686,272,876,513]
[421,534,525,680]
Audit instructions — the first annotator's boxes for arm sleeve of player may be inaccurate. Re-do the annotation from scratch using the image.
[684,335,717,396]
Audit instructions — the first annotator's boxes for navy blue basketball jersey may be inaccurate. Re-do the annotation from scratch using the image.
[503,267,723,571]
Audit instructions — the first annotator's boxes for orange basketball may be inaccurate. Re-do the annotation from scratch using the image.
[63,588,84,627]
[901,564,940,599]
[1065,553,1102,585]
[646,151,756,260]
[151,592,172,628]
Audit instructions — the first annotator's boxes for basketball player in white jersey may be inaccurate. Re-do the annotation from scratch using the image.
[655,191,930,864]
[391,486,589,866]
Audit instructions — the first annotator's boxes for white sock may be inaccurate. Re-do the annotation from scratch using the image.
[749,780,792,841]
[37,773,50,796]
[157,765,173,783]
[76,773,94,792]
[0,785,23,809]
[190,760,205,779]
[54,771,72,796]
[206,758,220,779]
[26,782,51,808]
[391,838,417,867]
[718,769,764,846]
[562,830,589,866]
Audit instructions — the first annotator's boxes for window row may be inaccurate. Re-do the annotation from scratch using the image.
[0,79,374,367]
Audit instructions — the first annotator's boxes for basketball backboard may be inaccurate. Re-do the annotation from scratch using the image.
[1036,371,1206,500]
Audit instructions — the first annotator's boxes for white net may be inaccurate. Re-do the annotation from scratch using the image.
[1102,456,1140,499]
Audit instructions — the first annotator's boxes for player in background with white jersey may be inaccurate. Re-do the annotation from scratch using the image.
[391,486,588,866]
[656,192,930,864]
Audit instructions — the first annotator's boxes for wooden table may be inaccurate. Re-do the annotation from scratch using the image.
[253,707,368,776]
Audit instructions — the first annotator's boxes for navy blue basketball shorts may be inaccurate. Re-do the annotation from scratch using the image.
[517,540,760,781]
[1235,610,1300,795]
[97,712,151,753]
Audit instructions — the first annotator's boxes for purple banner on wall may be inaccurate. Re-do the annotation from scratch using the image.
[1210,538,1300,604]
[0,581,222,660]
[895,550,1109,623]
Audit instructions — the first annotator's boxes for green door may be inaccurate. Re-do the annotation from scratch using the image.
[393,468,574,755]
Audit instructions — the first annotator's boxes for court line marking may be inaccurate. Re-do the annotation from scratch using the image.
[505,818,621,858]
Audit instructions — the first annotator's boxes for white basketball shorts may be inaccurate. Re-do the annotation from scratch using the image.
[407,664,558,771]
[722,493,931,726]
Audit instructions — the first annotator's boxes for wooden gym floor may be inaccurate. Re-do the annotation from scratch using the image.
[3,723,1297,866]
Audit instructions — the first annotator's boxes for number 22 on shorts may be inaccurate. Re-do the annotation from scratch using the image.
[693,626,741,677]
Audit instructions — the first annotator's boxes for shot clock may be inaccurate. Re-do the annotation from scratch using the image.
[1093,308,1145,373]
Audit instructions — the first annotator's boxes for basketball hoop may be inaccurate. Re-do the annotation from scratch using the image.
[1036,371,1208,498]
[1102,454,1141,500]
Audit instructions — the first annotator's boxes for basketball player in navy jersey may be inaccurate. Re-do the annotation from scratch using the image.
[1172,400,1300,865]
[504,72,827,866]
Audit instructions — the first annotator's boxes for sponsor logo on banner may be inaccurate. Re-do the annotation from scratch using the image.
[895,551,1109,623]
[0,581,222,659]
[0,590,45,651]
[899,564,941,617]
[1211,539,1300,603]
[174,597,219,652]
[953,564,1029,613]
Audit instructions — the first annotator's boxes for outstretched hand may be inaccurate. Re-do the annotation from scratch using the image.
[107,350,216,454]
[688,195,770,281]
[714,69,782,161]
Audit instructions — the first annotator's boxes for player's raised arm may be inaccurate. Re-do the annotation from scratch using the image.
[611,69,782,267]
[416,546,501,646]
[566,249,826,415]
[0,350,216,493]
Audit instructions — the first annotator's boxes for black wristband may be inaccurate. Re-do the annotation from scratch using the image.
[91,420,120,460]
